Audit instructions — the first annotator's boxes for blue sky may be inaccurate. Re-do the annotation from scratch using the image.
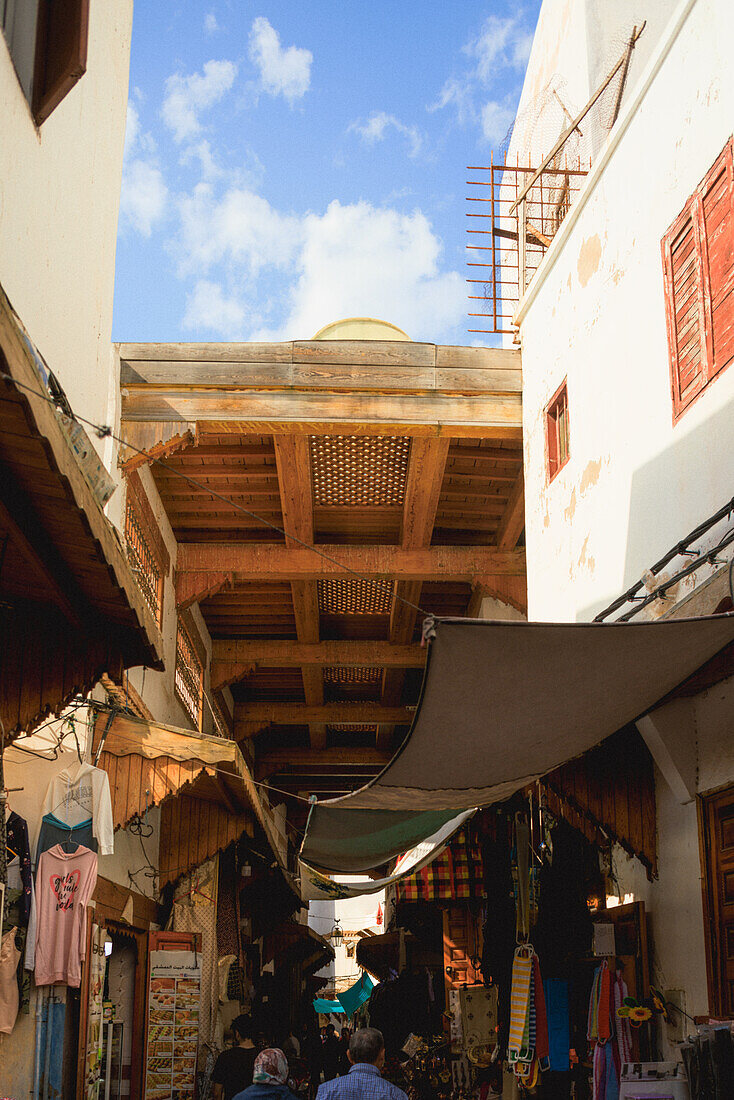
[113,2,541,346]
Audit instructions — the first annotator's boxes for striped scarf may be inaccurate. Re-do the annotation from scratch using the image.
[508,946,533,1064]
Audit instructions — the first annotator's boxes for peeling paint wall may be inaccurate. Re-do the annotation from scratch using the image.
[514,0,734,1046]
[519,0,734,624]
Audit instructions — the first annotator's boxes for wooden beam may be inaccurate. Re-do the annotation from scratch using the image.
[256,747,391,779]
[176,544,525,604]
[383,438,450,707]
[234,702,412,730]
[211,640,425,689]
[273,435,324,749]
[121,391,522,433]
[496,470,525,550]
[0,492,82,627]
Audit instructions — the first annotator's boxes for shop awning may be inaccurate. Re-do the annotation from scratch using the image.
[0,284,163,736]
[263,922,334,974]
[301,613,734,873]
[94,710,292,888]
[299,811,474,900]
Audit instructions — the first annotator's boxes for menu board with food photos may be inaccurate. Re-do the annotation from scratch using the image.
[144,935,201,1100]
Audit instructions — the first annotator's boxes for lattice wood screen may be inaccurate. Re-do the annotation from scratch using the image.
[318,579,394,616]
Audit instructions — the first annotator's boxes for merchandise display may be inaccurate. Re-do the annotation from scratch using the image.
[33,843,98,987]
[40,761,114,857]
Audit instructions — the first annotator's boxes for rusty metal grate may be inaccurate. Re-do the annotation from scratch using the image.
[318,578,394,616]
[309,435,411,506]
[175,618,203,729]
[125,497,162,625]
[324,667,382,685]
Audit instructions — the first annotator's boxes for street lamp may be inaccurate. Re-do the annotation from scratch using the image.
[329,919,343,948]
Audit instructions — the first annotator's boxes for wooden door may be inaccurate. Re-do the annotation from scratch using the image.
[443,906,482,991]
[701,787,734,1016]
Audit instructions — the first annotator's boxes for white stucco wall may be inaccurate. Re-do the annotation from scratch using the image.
[517,0,734,624]
[511,0,734,1051]
[309,889,384,994]
[0,0,133,444]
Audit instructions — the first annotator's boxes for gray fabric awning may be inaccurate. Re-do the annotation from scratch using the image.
[300,613,734,873]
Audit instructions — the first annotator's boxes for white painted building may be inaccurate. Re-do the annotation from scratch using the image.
[505,0,734,1049]
[309,887,384,1001]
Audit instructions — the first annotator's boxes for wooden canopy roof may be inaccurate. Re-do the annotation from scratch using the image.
[0,286,164,736]
[118,338,525,811]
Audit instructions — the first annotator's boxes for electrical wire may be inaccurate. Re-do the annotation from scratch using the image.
[0,369,431,620]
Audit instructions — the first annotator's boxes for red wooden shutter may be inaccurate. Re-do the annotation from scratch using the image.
[663,138,734,420]
[701,139,734,379]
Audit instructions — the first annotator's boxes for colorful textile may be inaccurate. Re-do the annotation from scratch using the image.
[532,955,549,1064]
[544,980,570,1072]
[593,1041,619,1100]
[508,947,533,1062]
[396,829,484,901]
[337,973,375,1018]
[613,971,633,1066]
[588,963,625,1100]
[254,1048,289,1084]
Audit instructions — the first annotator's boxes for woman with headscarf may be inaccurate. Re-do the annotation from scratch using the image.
[233,1048,299,1100]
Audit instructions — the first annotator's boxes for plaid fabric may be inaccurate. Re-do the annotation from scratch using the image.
[397,829,485,901]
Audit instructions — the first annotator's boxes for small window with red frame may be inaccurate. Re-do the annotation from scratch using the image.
[545,380,570,482]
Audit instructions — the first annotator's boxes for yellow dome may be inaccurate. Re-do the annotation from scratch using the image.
[311,317,410,341]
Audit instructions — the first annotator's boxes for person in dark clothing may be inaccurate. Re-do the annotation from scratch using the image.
[213,1015,258,1100]
[337,1028,351,1076]
[321,1024,341,1082]
[233,1048,299,1100]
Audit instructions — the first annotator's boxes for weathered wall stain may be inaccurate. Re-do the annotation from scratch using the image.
[577,233,602,287]
[564,487,576,522]
[580,458,602,493]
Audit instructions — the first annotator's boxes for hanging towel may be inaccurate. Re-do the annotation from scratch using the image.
[532,954,549,1065]
[544,979,570,1072]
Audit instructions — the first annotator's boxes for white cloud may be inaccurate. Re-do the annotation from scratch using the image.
[255,200,465,342]
[162,59,237,143]
[248,17,312,103]
[174,183,302,277]
[120,160,168,237]
[430,10,536,144]
[480,100,516,146]
[184,280,246,334]
[349,112,423,158]
[120,99,168,236]
[204,12,218,34]
[123,100,141,159]
[466,15,528,84]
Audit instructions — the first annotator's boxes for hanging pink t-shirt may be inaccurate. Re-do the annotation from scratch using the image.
[34,844,97,987]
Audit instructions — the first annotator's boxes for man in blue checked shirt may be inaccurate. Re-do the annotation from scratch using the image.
[315,1028,408,1100]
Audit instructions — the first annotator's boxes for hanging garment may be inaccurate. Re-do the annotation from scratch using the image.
[543,980,570,1072]
[0,926,21,1033]
[35,813,97,865]
[611,971,632,1068]
[33,985,66,1100]
[508,946,534,1066]
[40,761,114,856]
[6,810,33,922]
[588,962,623,1100]
[33,843,98,987]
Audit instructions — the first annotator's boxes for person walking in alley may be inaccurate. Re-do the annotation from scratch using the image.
[315,1028,408,1100]
[212,1015,258,1100]
[233,1048,299,1100]
[320,1023,341,1081]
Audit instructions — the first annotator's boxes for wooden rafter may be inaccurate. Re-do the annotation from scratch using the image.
[210,639,425,690]
[256,747,391,779]
[176,544,525,601]
[234,702,412,733]
[496,470,526,549]
[382,438,450,722]
[273,435,326,749]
